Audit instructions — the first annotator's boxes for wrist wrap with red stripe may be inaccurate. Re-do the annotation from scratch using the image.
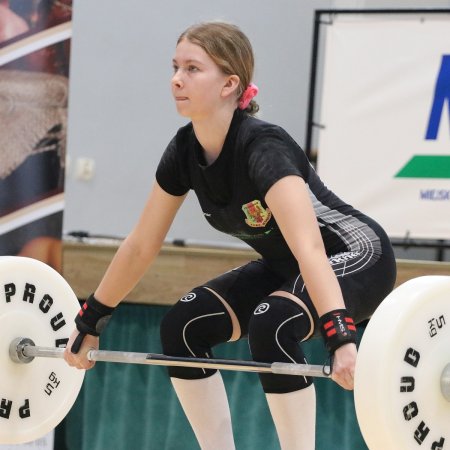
[71,294,115,354]
[319,309,357,354]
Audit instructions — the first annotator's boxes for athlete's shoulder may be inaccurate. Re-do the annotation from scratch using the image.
[174,121,194,145]
[240,115,295,145]
[238,116,300,159]
[241,114,283,133]
[157,123,193,195]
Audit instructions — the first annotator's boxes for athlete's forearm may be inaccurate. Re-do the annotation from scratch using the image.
[92,182,186,308]
[93,233,161,307]
[297,247,346,317]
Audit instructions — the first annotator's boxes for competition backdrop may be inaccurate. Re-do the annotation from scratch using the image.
[0,0,72,273]
[0,1,72,448]
[309,10,450,240]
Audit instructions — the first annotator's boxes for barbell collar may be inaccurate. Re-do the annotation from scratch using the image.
[441,363,450,402]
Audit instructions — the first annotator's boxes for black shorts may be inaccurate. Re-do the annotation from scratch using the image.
[203,239,396,339]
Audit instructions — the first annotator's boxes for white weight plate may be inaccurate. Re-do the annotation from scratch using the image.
[355,276,450,450]
[0,256,84,444]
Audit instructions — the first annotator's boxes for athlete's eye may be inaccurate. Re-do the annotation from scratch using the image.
[188,65,199,73]
[172,64,179,73]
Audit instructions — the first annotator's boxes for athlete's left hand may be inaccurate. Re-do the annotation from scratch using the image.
[331,342,357,390]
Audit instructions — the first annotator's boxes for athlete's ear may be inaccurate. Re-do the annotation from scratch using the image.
[221,75,240,99]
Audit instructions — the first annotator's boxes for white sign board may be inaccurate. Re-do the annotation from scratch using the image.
[316,13,450,239]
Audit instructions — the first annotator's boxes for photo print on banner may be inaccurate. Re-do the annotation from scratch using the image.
[0,1,72,448]
[0,0,72,273]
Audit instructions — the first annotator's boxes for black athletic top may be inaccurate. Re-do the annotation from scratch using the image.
[156,109,383,277]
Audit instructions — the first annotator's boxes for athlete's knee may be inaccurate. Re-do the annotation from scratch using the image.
[248,295,314,393]
[248,295,313,361]
[160,287,232,379]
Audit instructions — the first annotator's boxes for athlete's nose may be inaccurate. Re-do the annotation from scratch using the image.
[172,69,184,89]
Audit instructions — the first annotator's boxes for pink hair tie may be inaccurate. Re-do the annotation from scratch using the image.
[238,83,259,110]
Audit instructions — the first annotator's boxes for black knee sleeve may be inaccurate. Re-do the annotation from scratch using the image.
[249,296,314,393]
[160,287,232,379]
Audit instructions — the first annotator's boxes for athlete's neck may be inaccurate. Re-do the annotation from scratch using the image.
[192,108,235,165]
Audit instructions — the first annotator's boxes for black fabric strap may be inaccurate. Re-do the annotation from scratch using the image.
[319,309,357,354]
[71,294,115,354]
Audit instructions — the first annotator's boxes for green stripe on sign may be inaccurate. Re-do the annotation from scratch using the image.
[395,155,450,179]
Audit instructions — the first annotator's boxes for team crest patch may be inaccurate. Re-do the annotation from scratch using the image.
[242,200,272,228]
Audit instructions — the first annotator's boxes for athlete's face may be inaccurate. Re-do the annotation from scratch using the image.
[171,39,233,120]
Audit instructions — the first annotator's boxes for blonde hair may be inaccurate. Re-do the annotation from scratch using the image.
[177,22,259,115]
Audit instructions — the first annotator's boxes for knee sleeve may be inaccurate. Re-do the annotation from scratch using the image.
[248,296,314,393]
[160,287,232,379]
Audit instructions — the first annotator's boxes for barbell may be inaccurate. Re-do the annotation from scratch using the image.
[0,256,449,448]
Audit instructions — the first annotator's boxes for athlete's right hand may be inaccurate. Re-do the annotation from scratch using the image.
[64,329,98,370]
[330,342,357,390]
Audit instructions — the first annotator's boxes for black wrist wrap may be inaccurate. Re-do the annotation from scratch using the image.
[319,309,357,354]
[71,294,115,354]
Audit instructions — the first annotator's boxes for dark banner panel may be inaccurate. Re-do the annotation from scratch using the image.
[0,0,72,274]
[0,1,72,447]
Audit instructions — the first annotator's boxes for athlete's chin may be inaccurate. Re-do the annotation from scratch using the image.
[174,103,192,117]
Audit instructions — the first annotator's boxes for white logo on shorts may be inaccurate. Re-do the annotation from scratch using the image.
[180,292,197,302]
[254,303,270,315]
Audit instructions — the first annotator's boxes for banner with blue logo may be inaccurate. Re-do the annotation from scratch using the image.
[316,12,450,240]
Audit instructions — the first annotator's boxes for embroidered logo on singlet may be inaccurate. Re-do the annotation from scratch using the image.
[241,200,272,228]
[254,303,270,315]
[180,292,196,302]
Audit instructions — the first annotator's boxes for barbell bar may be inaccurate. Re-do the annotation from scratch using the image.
[1,256,450,449]
[10,336,330,377]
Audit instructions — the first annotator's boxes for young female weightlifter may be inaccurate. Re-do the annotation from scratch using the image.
[64,21,397,449]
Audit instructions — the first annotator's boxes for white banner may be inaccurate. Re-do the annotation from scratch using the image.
[316,13,450,240]
[0,432,53,450]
